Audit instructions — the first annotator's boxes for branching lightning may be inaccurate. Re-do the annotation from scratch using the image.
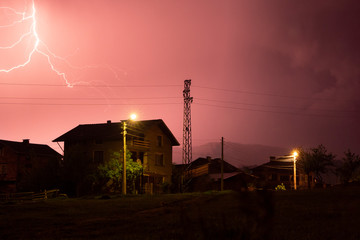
[0,0,73,87]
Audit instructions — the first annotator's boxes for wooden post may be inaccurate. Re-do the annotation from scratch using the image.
[123,121,127,195]
[221,137,224,191]
[293,156,297,190]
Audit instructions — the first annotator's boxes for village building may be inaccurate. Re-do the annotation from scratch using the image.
[174,156,254,192]
[53,119,179,195]
[252,155,315,190]
[0,139,62,193]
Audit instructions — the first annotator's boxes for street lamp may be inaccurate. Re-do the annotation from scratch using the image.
[130,113,137,120]
[293,151,298,190]
[122,114,137,195]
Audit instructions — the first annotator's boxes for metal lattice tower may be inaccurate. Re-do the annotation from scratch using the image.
[182,79,193,165]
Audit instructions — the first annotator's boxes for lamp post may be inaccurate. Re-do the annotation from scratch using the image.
[122,121,127,195]
[122,114,137,195]
[293,151,298,190]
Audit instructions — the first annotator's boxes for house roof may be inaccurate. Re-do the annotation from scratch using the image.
[53,119,180,146]
[209,172,240,180]
[252,156,294,172]
[188,157,238,173]
[0,139,62,158]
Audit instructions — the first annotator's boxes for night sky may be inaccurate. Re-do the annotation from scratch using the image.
[1,0,359,159]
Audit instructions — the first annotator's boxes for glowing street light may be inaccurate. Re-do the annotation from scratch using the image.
[293,151,298,190]
[130,113,137,120]
[122,114,137,195]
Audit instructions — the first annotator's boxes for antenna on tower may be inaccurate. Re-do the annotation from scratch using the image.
[183,79,193,165]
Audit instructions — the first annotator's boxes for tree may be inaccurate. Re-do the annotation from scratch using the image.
[297,148,313,189]
[336,150,360,185]
[298,144,335,187]
[96,150,143,193]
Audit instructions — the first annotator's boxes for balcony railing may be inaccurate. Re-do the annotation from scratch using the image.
[130,139,150,150]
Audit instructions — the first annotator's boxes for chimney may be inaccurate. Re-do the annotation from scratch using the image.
[23,139,30,144]
[107,120,111,124]
[206,156,212,162]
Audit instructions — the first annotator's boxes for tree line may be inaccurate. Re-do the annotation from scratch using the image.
[298,145,360,187]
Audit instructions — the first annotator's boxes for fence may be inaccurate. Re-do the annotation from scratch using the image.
[0,189,62,202]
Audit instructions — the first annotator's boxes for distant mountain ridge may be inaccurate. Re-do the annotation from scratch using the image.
[173,142,289,168]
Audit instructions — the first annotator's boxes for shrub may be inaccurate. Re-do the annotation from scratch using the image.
[275,183,286,191]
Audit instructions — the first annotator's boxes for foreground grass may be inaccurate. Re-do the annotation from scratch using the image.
[1,188,360,239]
[272,187,360,240]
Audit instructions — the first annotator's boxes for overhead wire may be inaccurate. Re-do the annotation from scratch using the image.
[0,82,182,88]
[192,85,354,102]
[196,97,359,114]
[0,102,181,106]
[194,102,357,118]
[0,82,358,118]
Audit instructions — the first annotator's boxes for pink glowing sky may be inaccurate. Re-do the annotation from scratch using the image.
[1,0,359,161]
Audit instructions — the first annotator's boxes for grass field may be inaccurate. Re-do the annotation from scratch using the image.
[1,187,360,239]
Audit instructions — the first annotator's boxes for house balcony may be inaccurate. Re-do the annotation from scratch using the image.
[128,139,150,151]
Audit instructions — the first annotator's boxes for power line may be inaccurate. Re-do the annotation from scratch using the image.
[0,82,182,88]
[1,81,355,103]
[1,95,357,114]
[196,97,360,114]
[195,102,358,118]
[0,96,181,100]
[193,85,354,102]
[0,102,182,106]
[0,99,357,118]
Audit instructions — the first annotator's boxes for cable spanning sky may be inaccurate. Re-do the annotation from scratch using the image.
[0,0,359,163]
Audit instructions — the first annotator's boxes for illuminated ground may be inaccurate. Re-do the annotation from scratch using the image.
[1,188,360,239]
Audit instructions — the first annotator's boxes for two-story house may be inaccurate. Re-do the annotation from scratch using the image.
[252,155,314,189]
[53,119,179,195]
[0,139,62,193]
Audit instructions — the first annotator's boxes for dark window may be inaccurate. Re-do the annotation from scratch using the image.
[25,156,32,168]
[138,152,144,164]
[0,146,4,157]
[131,151,137,161]
[271,174,277,181]
[0,164,6,175]
[154,176,164,184]
[280,175,290,181]
[94,151,104,163]
[95,139,103,144]
[156,136,163,147]
[155,154,164,166]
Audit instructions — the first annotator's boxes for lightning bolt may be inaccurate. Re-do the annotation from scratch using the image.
[0,0,73,87]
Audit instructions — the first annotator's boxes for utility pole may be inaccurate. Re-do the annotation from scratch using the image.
[293,151,298,190]
[122,121,127,195]
[221,137,224,191]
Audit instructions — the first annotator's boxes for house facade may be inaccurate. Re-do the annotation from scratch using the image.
[252,155,314,190]
[0,139,62,193]
[53,119,179,195]
[174,156,253,192]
